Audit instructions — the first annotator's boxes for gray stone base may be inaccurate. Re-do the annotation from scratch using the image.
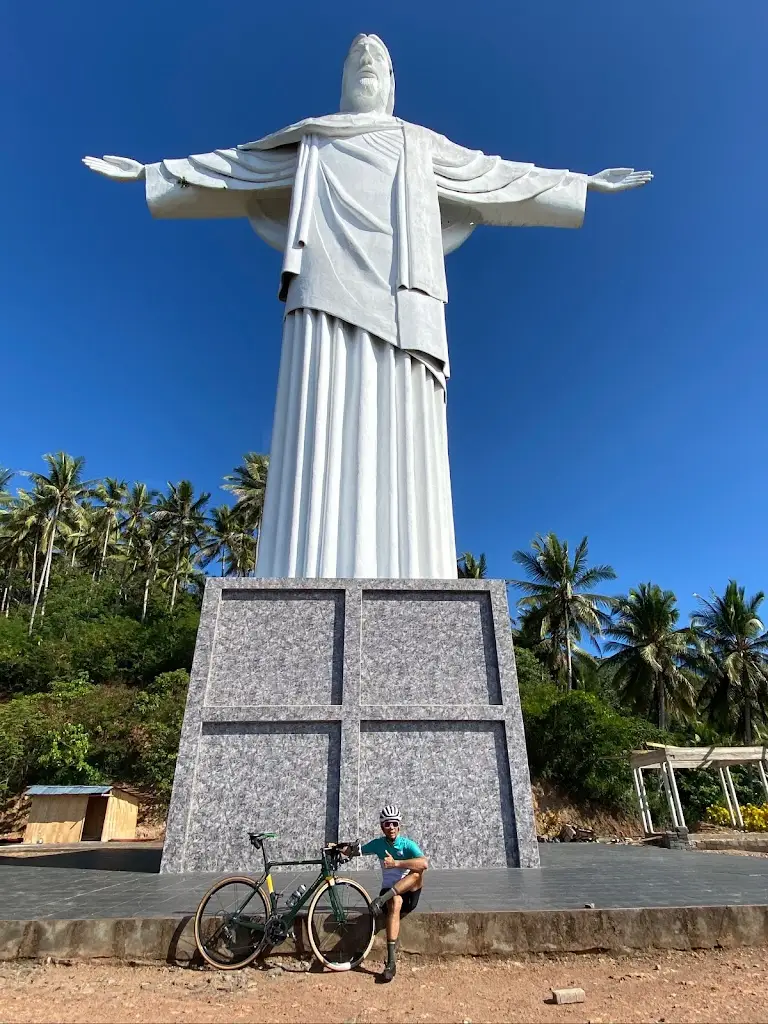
[160,578,539,873]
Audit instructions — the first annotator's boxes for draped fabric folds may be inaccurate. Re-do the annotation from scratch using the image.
[143,115,589,581]
[256,310,456,579]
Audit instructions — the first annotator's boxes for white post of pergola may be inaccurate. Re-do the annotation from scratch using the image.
[724,766,744,830]
[632,768,644,831]
[634,767,654,834]
[758,760,768,803]
[665,759,686,830]
[718,766,737,827]
[660,762,680,828]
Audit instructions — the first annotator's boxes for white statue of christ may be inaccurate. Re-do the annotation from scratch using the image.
[84,34,651,580]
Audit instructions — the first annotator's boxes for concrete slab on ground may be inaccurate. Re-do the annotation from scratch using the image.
[4,844,768,960]
[2,843,768,921]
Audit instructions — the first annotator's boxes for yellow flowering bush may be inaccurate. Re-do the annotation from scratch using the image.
[704,804,732,827]
[705,802,768,831]
[742,804,768,832]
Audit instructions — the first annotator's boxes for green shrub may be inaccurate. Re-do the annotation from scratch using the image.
[38,723,101,785]
[130,669,189,800]
[0,572,199,696]
[0,692,49,799]
[523,689,666,811]
[0,669,189,804]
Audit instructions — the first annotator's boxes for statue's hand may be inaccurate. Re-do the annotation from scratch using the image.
[587,168,653,193]
[82,155,145,181]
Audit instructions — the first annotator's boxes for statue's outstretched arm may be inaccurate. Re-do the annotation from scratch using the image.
[82,156,145,181]
[586,168,653,193]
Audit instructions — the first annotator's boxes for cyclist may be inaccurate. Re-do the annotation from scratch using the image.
[360,804,428,983]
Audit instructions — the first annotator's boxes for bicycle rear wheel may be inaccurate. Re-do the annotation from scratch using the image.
[306,878,375,971]
[194,875,270,970]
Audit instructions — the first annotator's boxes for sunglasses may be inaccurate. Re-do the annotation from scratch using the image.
[381,822,400,829]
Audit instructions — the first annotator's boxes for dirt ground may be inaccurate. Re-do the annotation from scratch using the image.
[2,948,768,1024]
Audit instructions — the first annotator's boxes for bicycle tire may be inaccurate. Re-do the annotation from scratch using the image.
[194,875,270,970]
[306,877,375,971]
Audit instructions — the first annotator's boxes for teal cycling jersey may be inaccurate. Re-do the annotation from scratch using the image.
[361,835,424,887]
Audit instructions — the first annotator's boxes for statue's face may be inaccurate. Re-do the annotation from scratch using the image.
[340,35,392,114]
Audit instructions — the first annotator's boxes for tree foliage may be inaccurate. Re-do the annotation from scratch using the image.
[3,456,768,820]
[511,533,616,690]
[690,582,768,744]
[604,583,695,730]
[457,552,487,578]
[0,450,269,631]
[523,687,665,811]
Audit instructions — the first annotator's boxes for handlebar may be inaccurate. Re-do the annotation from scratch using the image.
[325,839,361,863]
[248,832,361,861]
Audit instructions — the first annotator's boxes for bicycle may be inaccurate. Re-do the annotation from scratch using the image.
[193,831,376,972]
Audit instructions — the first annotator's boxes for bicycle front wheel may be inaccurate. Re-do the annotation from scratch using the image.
[194,875,270,970]
[306,877,375,971]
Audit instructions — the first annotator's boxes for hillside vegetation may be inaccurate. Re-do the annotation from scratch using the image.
[2,454,768,832]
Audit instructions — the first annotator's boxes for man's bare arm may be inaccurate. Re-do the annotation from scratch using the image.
[384,854,428,872]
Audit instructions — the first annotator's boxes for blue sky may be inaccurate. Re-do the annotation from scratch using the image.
[3,0,766,618]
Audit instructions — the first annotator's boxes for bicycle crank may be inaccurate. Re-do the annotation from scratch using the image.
[263,917,289,945]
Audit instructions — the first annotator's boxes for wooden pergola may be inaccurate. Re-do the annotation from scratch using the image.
[629,745,768,834]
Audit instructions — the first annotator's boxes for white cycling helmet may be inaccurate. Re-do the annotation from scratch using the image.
[380,805,401,824]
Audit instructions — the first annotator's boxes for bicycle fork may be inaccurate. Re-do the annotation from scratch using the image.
[326,878,349,925]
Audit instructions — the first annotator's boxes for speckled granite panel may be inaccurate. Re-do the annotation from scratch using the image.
[358,721,517,868]
[160,581,222,874]
[161,577,539,874]
[360,591,501,705]
[180,722,341,872]
[337,585,362,844]
[206,590,344,706]
[489,584,540,869]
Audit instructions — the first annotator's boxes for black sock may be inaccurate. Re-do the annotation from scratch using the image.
[386,940,397,968]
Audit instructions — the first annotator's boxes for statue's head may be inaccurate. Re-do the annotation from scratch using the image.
[340,34,395,115]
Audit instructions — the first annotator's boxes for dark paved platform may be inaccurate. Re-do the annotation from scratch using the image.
[2,844,768,921]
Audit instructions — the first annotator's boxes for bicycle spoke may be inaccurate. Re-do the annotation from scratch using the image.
[308,880,375,970]
[194,878,269,969]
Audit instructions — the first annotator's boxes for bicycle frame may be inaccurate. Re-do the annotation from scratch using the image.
[233,845,351,933]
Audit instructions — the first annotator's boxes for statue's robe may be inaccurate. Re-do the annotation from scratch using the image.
[145,113,588,578]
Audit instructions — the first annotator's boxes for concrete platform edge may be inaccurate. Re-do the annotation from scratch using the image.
[3,905,768,962]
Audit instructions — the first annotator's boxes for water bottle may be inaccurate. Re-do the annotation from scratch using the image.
[286,883,307,908]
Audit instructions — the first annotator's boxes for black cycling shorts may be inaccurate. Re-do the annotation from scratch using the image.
[380,887,421,914]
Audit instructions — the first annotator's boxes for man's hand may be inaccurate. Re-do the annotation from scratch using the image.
[382,853,397,869]
[82,155,146,181]
[587,168,653,193]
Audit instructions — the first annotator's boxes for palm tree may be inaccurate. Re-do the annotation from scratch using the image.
[690,582,768,744]
[603,583,695,730]
[510,533,616,691]
[27,453,89,633]
[117,482,158,600]
[1,489,48,609]
[153,481,210,612]
[202,505,257,577]
[90,478,127,579]
[128,518,166,622]
[121,483,157,561]
[222,453,269,572]
[0,466,12,505]
[457,551,487,578]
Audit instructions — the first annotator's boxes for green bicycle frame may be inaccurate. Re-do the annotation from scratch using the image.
[233,847,350,934]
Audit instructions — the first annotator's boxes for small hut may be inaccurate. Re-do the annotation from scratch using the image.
[23,785,140,845]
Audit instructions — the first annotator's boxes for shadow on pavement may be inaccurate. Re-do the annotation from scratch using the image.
[0,847,162,873]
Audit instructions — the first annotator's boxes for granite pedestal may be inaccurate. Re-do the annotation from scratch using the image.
[160,578,539,873]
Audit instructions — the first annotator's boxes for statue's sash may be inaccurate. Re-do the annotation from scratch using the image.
[255,117,448,308]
